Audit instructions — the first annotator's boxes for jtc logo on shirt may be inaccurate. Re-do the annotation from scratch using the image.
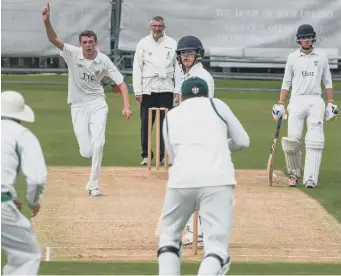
[302,71,315,77]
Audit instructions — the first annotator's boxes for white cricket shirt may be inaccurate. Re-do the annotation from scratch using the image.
[1,119,47,206]
[281,48,333,98]
[132,33,181,95]
[163,97,250,188]
[175,63,215,98]
[60,44,124,104]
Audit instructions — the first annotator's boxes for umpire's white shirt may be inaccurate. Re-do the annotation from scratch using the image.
[281,48,333,99]
[60,44,124,104]
[163,97,250,188]
[175,63,215,98]
[1,119,47,206]
[132,33,181,96]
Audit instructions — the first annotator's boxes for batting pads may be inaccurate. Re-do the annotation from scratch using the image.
[303,139,324,185]
[282,137,302,179]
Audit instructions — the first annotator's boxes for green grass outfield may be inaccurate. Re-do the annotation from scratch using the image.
[1,75,341,275]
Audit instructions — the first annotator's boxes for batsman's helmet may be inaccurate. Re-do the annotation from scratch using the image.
[176,36,205,71]
[176,36,205,57]
[296,24,316,38]
[296,24,316,48]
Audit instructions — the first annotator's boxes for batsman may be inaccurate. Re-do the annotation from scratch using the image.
[175,35,215,248]
[157,77,250,275]
[272,24,339,188]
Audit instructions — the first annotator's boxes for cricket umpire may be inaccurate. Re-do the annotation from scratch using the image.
[133,16,182,165]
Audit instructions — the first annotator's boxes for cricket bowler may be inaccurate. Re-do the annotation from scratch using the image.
[42,2,132,196]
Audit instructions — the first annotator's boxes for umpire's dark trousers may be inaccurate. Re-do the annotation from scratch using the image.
[140,92,174,160]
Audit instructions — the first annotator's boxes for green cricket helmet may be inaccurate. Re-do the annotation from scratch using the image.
[181,76,209,99]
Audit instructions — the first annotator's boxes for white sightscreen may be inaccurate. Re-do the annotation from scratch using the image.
[1,0,112,56]
[119,0,341,67]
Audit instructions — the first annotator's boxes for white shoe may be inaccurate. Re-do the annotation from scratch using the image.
[182,232,203,246]
[88,188,101,196]
[288,173,300,187]
[161,158,171,166]
[141,158,148,165]
[304,180,316,188]
[86,182,101,196]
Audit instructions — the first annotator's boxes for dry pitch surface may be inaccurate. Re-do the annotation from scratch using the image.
[32,167,341,263]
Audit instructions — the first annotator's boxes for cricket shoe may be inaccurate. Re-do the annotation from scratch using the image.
[140,158,148,165]
[85,182,102,196]
[288,174,299,187]
[182,232,203,248]
[88,188,102,196]
[304,179,316,189]
[161,158,171,166]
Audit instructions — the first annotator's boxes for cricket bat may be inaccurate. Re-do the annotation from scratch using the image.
[266,116,283,186]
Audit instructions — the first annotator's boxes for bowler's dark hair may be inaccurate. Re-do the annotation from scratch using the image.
[79,30,97,42]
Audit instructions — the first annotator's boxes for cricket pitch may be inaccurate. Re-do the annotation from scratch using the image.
[31,167,341,263]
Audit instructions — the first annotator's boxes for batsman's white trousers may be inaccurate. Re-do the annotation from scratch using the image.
[71,98,108,190]
[158,185,235,272]
[1,201,41,275]
[287,96,325,141]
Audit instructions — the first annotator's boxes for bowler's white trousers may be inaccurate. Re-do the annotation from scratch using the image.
[158,185,235,275]
[71,98,108,190]
[1,201,41,275]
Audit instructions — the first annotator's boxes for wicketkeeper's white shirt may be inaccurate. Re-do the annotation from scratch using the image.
[163,97,250,188]
[175,63,215,98]
[1,119,47,206]
[60,44,124,104]
[281,48,333,99]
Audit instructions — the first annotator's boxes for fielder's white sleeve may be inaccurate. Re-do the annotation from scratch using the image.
[322,54,333,89]
[173,60,183,94]
[207,74,215,98]
[104,58,124,85]
[213,98,250,151]
[132,41,144,96]
[162,116,175,164]
[281,56,294,90]
[59,43,78,64]
[18,130,47,207]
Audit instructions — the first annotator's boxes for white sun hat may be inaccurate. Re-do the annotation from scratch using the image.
[1,91,35,123]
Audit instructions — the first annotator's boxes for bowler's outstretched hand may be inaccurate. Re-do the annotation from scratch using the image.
[41,2,50,22]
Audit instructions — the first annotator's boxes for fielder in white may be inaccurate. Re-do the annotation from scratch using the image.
[158,77,250,275]
[1,91,47,275]
[272,24,339,188]
[174,35,216,247]
[42,3,132,196]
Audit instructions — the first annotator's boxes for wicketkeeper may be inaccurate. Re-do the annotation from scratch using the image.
[157,77,250,275]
